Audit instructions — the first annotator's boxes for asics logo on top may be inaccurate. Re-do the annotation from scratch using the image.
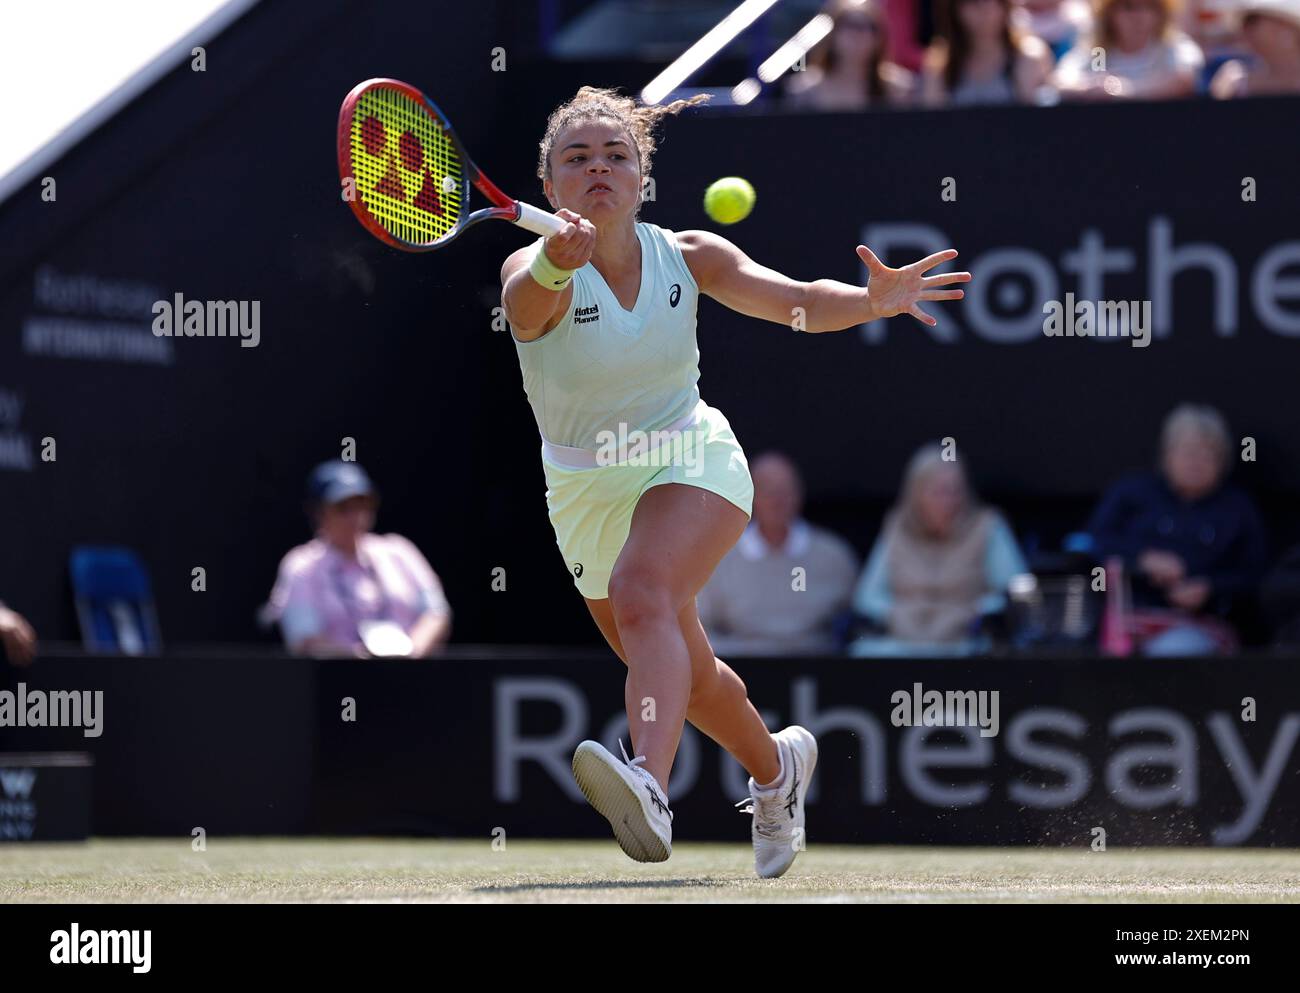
[669,283,681,308]
[784,759,800,818]
[645,785,670,816]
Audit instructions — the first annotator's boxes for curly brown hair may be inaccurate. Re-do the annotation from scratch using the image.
[535,86,710,187]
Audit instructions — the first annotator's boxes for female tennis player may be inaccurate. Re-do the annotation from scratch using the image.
[500,87,969,877]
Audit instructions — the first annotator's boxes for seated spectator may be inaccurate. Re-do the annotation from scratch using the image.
[921,0,1055,105]
[266,461,451,658]
[1085,404,1267,655]
[0,602,36,666]
[697,452,858,656]
[1210,0,1300,97]
[849,444,1028,656]
[784,0,915,111]
[1181,0,1251,68]
[1054,0,1204,99]
[1013,0,1095,61]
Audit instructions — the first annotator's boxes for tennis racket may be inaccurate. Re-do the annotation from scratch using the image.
[337,78,566,251]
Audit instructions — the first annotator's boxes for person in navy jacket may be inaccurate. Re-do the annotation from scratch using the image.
[1085,404,1268,654]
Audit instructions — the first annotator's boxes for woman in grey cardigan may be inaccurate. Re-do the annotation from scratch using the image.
[850,444,1027,656]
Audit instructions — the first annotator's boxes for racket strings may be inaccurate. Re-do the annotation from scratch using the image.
[349,87,463,245]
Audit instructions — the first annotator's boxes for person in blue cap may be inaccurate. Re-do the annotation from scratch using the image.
[265,461,451,657]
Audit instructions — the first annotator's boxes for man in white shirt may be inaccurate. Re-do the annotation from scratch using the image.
[697,452,859,656]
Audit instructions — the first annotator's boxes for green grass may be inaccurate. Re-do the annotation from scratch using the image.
[2,839,1299,903]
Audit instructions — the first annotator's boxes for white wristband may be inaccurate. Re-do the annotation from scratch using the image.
[529,245,576,290]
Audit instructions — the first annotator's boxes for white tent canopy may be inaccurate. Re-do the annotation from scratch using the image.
[0,0,257,207]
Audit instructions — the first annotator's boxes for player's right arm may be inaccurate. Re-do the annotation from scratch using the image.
[500,207,596,341]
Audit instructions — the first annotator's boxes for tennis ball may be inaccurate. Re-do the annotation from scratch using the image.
[704,177,755,225]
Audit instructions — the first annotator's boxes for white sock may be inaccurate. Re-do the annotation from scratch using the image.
[754,742,786,792]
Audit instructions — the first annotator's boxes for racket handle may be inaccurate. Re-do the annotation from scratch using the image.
[514,201,568,238]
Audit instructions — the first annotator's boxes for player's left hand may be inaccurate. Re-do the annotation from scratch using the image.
[858,246,970,327]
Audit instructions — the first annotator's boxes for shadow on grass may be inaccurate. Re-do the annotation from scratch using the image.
[472,878,726,894]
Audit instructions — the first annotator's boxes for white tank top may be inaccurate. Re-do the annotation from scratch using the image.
[511,221,702,451]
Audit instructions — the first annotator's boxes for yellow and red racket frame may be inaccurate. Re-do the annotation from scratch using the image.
[337,78,564,251]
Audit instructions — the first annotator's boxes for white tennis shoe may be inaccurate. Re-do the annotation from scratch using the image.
[572,739,673,863]
[735,725,817,879]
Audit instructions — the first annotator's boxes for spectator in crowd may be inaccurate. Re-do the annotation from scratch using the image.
[784,0,915,110]
[1084,404,1267,655]
[1013,0,1095,61]
[0,602,36,666]
[266,461,451,658]
[1210,0,1300,96]
[921,0,1055,105]
[1181,0,1251,69]
[1054,0,1204,99]
[849,444,1028,656]
[697,452,858,656]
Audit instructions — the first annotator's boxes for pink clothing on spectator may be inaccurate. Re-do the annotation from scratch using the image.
[885,0,925,71]
[268,533,449,652]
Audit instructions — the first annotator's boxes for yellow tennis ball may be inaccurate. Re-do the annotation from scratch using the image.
[704,177,755,225]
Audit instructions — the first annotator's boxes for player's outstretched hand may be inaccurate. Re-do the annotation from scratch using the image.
[858,246,971,327]
[544,208,597,270]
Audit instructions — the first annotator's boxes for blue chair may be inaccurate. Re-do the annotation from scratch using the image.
[69,546,162,654]
[1062,531,1095,555]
